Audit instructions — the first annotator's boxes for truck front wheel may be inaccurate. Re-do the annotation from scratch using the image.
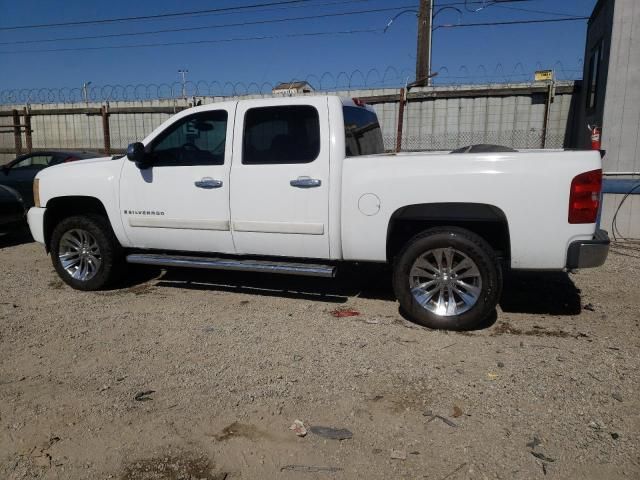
[50,214,124,291]
[392,227,502,330]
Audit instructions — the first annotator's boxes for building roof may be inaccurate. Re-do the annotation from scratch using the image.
[272,81,314,91]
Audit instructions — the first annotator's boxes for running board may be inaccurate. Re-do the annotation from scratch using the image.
[126,253,336,278]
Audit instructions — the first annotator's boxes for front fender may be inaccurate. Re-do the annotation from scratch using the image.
[37,157,130,247]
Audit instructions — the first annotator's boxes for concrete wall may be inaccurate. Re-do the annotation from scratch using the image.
[1,82,578,166]
[575,0,615,149]
[576,0,640,239]
[325,84,575,151]
[601,0,640,174]
[399,85,573,151]
[0,99,183,164]
[600,193,640,239]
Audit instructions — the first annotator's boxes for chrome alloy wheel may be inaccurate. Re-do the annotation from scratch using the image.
[58,229,102,281]
[409,247,482,317]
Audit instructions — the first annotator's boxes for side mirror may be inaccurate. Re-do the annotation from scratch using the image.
[126,142,149,168]
[1,164,8,175]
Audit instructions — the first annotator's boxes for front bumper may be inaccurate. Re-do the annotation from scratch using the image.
[27,207,46,245]
[566,229,610,269]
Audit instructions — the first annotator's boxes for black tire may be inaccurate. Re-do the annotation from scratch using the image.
[392,227,502,330]
[50,214,124,291]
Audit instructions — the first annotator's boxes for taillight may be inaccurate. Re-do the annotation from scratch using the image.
[568,169,602,224]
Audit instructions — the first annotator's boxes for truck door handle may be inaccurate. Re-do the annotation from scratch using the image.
[290,176,321,188]
[194,177,223,189]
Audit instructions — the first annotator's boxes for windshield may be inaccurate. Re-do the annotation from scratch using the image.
[343,106,384,157]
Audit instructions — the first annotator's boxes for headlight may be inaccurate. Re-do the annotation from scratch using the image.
[33,178,40,207]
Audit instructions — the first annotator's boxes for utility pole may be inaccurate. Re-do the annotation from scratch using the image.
[541,71,556,148]
[178,69,188,99]
[416,0,433,86]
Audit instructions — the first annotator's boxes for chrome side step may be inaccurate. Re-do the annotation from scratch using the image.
[126,253,336,278]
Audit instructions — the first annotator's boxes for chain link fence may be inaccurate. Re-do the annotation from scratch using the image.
[395,129,566,151]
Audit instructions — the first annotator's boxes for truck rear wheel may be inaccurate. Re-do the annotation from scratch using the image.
[50,214,123,291]
[392,227,502,330]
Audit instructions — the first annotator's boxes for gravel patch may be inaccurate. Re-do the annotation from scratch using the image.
[1,231,639,479]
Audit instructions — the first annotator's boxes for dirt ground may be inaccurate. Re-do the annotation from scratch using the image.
[1,229,639,480]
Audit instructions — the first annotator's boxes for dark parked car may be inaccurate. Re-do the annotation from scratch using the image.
[1,150,100,207]
[0,184,26,230]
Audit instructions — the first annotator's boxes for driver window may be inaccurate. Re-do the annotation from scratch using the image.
[150,110,228,166]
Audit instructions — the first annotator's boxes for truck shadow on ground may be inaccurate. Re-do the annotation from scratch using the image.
[152,263,394,304]
[0,225,33,249]
[150,264,582,318]
[499,270,582,315]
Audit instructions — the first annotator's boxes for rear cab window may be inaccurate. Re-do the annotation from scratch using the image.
[343,105,384,157]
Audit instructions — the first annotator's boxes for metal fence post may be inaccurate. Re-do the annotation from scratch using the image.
[12,109,22,155]
[541,80,555,148]
[396,88,405,152]
[101,105,111,155]
[23,107,32,153]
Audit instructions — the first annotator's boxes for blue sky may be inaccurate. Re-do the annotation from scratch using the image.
[0,0,597,93]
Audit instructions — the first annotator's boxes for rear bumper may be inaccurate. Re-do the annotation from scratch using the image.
[566,229,610,269]
[27,207,46,245]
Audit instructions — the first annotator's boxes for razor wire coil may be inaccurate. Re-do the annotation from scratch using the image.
[0,63,583,105]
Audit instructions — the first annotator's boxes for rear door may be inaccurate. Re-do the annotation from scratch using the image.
[230,97,331,258]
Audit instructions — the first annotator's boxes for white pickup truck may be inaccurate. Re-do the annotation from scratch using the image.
[27,95,609,330]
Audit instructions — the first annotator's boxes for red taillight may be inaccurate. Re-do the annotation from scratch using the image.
[352,97,366,107]
[568,169,602,224]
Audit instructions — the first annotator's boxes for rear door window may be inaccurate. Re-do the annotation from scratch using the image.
[242,105,320,164]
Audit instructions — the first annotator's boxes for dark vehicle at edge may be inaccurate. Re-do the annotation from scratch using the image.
[0,184,26,231]
[1,150,101,207]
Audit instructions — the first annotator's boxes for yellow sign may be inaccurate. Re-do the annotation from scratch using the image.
[535,70,554,81]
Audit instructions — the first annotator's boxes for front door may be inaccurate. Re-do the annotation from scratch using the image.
[119,106,235,253]
[230,97,331,258]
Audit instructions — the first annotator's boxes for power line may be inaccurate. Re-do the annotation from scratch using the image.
[0,0,537,32]
[0,5,414,46]
[0,28,381,55]
[494,4,584,17]
[434,0,533,7]
[0,13,590,54]
[0,0,325,31]
[435,16,589,29]
[434,0,586,18]
[168,0,375,20]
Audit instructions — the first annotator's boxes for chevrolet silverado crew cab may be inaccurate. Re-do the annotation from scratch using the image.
[27,95,610,330]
